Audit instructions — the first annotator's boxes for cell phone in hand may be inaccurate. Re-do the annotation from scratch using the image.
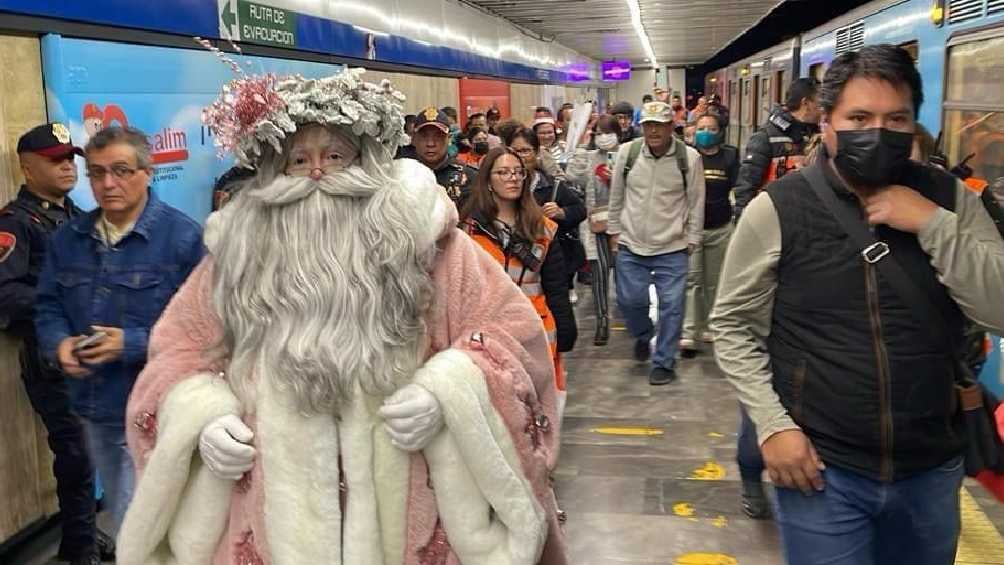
[73,331,107,352]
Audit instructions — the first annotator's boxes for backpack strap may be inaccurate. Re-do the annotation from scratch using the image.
[674,137,689,194]
[622,138,644,184]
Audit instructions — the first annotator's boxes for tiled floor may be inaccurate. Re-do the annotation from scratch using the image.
[4,284,1003,565]
[557,284,1004,565]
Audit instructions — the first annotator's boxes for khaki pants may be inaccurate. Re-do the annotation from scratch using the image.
[683,222,733,340]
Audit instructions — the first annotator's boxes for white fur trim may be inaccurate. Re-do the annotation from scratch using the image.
[393,158,456,248]
[257,377,343,564]
[117,374,241,565]
[416,349,547,565]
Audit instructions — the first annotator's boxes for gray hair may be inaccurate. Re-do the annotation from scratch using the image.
[85,126,153,169]
[210,126,435,415]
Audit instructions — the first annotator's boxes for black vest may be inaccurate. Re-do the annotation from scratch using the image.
[765,162,966,482]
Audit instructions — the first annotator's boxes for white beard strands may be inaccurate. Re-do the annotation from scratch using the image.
[211,164,435,415]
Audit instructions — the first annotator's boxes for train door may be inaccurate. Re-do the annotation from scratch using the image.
[739,76,753,152]
[729,78,740,146]
[941,28,1004,397]
[759,74,772,124]
[775,70,786,105]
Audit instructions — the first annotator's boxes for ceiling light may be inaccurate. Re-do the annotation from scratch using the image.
[626,0,658,67]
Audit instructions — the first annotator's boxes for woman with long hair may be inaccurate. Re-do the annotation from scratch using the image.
[566,114,621,345]
[460,146,577,414]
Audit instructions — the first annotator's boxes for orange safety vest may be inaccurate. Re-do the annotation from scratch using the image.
[462,216,565,392]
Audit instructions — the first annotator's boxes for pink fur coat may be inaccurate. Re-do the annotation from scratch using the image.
[117,172,567,565]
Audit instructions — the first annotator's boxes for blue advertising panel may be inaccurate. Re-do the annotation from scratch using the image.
[42,35,344,223]
[982,336,1003,398]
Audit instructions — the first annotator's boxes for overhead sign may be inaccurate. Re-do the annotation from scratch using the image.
[601,60,632,81]
[218,0,297,47]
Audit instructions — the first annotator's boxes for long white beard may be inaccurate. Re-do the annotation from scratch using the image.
[210,166,435,415]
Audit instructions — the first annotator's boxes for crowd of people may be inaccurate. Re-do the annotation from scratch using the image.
[1,43,1003,565]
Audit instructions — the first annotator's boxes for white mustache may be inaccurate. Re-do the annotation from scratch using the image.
[248,166,381,205]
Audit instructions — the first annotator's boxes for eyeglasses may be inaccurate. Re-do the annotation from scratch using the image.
[512,148,536,157]
[86,164,140,181]
[286,163,346,177]
[492,168,526,179]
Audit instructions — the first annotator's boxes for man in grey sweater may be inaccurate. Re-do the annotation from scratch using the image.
[608,101,705,385]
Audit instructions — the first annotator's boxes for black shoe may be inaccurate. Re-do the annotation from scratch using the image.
[633,338,651,362]
[648,366,676,385]
[96,529,116,561]
[680,348,698,359]
[594,317,609,346]
[741,480,772,520]
[577,271,593,285]
[69,554,101,565]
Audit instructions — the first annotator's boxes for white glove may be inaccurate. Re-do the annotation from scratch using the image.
[198,414,256,480]
[378,383,443,452]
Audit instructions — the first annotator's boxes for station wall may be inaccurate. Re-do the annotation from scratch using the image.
[0,33,58,545]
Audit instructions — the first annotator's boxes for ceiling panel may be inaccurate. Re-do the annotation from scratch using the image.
[463,0,782,66]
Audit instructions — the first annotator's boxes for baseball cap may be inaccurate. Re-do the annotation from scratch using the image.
[638,101,674,124]
[17,123,84,158]
[413,106,450,134]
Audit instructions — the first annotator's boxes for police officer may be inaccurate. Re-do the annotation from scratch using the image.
[0,123,112,564]
[732,78,821,219]
[398,106,475,208]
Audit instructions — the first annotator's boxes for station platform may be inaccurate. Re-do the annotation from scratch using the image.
[555,292,1004,565]
[5,293,1004,565]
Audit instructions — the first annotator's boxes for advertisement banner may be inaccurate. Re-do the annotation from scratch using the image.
[41,35,344,223]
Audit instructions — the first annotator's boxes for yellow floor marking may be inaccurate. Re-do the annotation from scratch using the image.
[611,324,627,331]
[674,552,739,565]
[956,487,1004,564]
[591,425,664,436]
[689,461,726,481]
[707,432,724,438]
[710,515,728,528]
[672,502,695,517]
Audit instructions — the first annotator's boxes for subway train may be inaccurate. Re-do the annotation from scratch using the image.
[705,0,1004,184]
[703,0,1004,399]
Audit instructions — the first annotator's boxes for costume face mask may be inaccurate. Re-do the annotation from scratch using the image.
[595,133,619,151]
[834,128,914,188]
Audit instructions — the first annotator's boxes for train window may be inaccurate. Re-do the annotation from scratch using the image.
[943,33,1004,189]
[775,70,786,104]
[899,41,919,64]
[809,63,826,82]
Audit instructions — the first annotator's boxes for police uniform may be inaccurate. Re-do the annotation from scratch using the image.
[408,106,476,208]
[0,123,111,562]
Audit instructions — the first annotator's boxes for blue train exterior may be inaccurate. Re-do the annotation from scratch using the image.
[706,0,1004,397]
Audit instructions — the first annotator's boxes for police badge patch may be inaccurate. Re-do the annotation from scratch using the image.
[0,232,15,263]
[51,123,71,144]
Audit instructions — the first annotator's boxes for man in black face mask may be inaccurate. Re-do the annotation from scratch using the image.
[711,44,1004,565]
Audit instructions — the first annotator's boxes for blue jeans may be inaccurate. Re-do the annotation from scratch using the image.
[615,247,688,370]
[81,419,135,538]
[737,404,765,481]
[775,457,964,565]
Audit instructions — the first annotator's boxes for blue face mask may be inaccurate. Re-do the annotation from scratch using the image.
[695,130,719,149]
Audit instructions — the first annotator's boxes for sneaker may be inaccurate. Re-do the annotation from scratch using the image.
[648,366,677,386]
[633,338,651,362]
[741,480,772,520]
[577,270,593,285]
[594,316,609,346]
[680,338,698,358]
[569,289,579,305]
[699,331,715,343]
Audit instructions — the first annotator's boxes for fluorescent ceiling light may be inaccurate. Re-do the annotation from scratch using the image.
[626,0,658,67]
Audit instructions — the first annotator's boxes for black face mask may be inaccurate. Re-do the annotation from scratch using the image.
[833,128,914,188]
[473,141,490,155]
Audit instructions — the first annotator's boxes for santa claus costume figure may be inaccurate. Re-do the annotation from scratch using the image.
[116,68,567,565]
